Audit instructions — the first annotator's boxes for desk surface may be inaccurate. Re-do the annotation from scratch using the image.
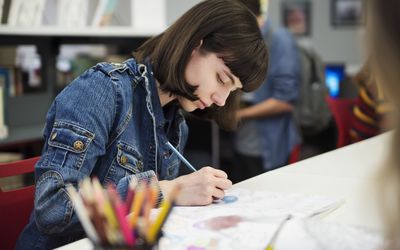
[56,132,392,249]
[236,132,391,230]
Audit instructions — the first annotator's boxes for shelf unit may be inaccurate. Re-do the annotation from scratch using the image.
[0,26,163,37]
[0,26,157,147]
[0,26,220,168]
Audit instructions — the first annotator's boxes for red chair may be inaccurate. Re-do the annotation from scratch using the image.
[288,144,301,164]
[326,96,357,148]
[0,156,40,250]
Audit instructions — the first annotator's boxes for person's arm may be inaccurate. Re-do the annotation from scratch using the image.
[367,82,395,132]
[34,68,132,236]
[237,98,293,120]
[159,167,232,206]
[377,101,395,132]
[116,171,164,206]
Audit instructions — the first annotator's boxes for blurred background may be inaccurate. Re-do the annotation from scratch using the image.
[0,0,370,186]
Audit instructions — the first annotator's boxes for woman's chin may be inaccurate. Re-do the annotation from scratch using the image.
[181,104,200,112]
[185,107,197,112]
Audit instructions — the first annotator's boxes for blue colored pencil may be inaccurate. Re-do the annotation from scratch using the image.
[165,141,197,172]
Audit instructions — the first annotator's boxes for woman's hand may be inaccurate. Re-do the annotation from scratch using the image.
[159,166,232,206]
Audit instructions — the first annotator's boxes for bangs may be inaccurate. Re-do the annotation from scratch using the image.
[202,33,268,93]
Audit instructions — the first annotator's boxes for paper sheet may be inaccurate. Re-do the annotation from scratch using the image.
[275,219,383,250]
[158,188,349,249]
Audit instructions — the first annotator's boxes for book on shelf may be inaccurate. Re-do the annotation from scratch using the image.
[87,0,100,26]
[41,0,57,26]
[0,0,10,24]
[91,0,117,27]
[7,0,45,27]
[0,65,13,97]
[57,0,89,28]
[0,0,4,23]
[131,0,166,30]
[1,0,166,29]
[0,71,8,140]
[0,64,43,97]
[14,46,43,94]
[110,0,131,27]
[0,65,17,97]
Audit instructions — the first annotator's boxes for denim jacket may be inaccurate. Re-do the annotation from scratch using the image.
[16,58,188,249]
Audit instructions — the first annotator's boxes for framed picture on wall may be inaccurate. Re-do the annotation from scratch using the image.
[331,0,364,27]
[281,1,311,36]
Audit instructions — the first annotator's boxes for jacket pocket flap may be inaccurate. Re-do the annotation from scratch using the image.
[48,122,94,153]
[117,141,143,173]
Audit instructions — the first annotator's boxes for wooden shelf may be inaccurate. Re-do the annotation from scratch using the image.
[0,124,44,146]
[0,26,152,148]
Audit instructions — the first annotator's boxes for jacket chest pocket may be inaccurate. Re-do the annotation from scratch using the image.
[164,159,180,180]
[159,149,180,180]
[44,122,94,170]
[105,141,144,185]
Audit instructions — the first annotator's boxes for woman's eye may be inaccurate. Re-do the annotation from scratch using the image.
[217,75,225,85]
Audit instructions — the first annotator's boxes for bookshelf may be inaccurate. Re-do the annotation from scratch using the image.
[0,0,170,151]
[0,26,162,37]
[0,26,156,148]
[0,0,219,165]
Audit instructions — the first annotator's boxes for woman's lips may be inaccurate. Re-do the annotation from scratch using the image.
[199,100,207,109]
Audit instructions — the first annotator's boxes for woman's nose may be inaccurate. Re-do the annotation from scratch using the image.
[211,90,229,107]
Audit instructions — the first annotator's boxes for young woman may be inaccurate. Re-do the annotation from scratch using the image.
[16,0,268,249]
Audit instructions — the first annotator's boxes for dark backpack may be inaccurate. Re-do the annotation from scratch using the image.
[294,45,331,137]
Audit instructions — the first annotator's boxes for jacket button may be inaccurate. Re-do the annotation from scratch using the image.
[51,132,57,140]
[73,140,85,151]
[163,151,170,159]
[121,155,128,165]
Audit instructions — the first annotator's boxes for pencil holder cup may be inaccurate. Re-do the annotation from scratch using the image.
[93,245,156,250]
[67,178,176,250]
[94,245,155,250]
[93,239,158,250]
[92,232,162,250]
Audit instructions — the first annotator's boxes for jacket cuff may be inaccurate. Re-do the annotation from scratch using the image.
[116,170,164,207]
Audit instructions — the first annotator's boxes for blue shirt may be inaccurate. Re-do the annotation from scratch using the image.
[236,22,301,171]
[16,58,188,249]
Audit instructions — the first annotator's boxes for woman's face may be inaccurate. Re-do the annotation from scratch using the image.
[179,48,243,112]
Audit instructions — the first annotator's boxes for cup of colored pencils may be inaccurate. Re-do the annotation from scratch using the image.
[66,177,180,250]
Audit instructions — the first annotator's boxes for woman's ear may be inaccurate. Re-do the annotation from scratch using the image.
[191,39,204,56]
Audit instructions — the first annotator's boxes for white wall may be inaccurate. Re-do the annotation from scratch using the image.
[267,0,364,68]
[166,0,202,25]
[166,0,364,68]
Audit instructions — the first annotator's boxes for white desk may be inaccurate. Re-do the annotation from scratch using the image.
[57,132,392,249]
[236,132,391,230]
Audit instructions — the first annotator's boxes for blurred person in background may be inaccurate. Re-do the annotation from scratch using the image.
[349,61,392,143]
[230,0,300,183]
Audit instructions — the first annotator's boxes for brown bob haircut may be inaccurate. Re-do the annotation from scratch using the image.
[135,0,268,130]
[237,0,262,17]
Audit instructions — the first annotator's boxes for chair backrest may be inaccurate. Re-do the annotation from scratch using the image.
[288,144,301,165]
[0,156,40,250]
[326,97,357,148]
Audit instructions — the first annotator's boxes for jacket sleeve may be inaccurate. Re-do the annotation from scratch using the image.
[116,170,164,207]
[34,67,117,235]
